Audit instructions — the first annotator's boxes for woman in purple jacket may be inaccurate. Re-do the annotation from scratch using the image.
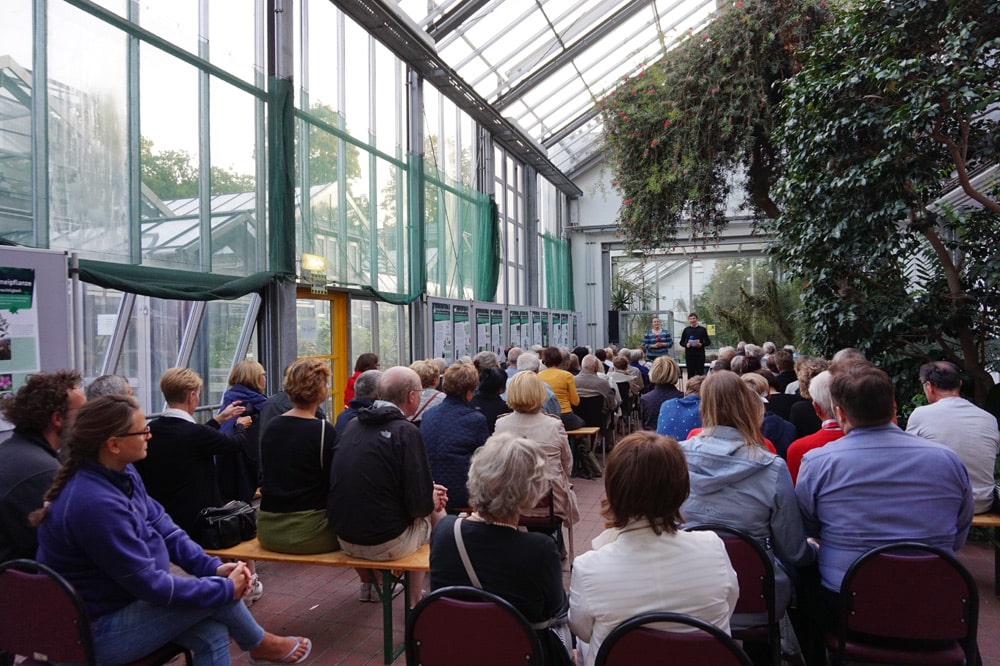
[33,395,310,665]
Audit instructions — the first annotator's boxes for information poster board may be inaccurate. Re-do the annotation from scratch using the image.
[475,308,491,353]
[432,302,453,360]
[491,309,504,358]
[532,311,545,348]
[509,309,529,348]
[0,248,69,397]
[453,304,471,360]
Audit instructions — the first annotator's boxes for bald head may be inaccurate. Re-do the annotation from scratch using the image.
[581,354,601,372]
[379,366,421,414]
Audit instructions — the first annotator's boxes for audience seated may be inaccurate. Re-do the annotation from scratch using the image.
[569,431,737,666]
[137,368,250,539]
[795,360,973,617]
[257,358,340,554]
[742,373,796,459]
[640,356,683,431]
[35,395,311,665]
[420,363,490,511]
[470,366,513,434]
[786,371,842,485]
[494,372,579,525]
[574,354,619,416]
[408,359,446,424]
[539,346,585,431]
[335,369,381,434]
[656,374,704,440]
[344,352,379,407]
[0,370,85,561]
[681,371,815,625]
[906,361,1000,514]
[216,360,269,508]
[430,433,572,665]
[328,366,447,601]
[786,356,829,436]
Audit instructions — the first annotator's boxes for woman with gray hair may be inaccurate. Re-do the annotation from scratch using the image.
[429,432,571,665]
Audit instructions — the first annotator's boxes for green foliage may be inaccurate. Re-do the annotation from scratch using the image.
[141,137,255,200]
[300,103,362,186]
[696,259,800,347]
[770,0,1000,403]
[599,0,831,248]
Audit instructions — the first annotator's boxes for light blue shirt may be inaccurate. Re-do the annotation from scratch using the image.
[795,422,974,591]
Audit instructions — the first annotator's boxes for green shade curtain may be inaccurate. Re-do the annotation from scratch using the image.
[78,260,275,300]
[424,165,498,302]
[543,233,574,310]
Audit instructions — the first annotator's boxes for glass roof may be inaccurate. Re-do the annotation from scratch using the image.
[393,0,719,176]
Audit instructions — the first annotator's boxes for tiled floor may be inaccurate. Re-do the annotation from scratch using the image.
[230,472,1000,665]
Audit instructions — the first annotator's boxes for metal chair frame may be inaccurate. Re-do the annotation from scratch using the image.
[595,611,753,666]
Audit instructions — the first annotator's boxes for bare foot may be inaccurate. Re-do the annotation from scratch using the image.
[249,633,311,663]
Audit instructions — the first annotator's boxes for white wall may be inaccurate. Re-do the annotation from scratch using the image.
[568,160,620,349]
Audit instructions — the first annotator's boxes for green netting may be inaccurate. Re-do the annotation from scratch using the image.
[268,76,296,277]
[424,165,499,302]
[79,260,275,300]
[543,233,574,310]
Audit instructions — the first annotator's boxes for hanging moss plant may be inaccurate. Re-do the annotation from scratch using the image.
[598,0,831,249]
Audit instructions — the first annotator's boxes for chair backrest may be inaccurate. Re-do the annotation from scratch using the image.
[685,524,774,617]
[406,586,544,666]
[573,395,607,428]
[838,542,978,646]
[595,612,753,666]
[0,559,96,665]
[616,381,630,403]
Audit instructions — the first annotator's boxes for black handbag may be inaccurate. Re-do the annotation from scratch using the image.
[194,500,257,549]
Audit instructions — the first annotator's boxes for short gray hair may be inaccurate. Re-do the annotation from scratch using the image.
[473,350,500,371]
[354,369,381,400]
[86,374,132,400]
[516,352,542,373]
[629,348,645,362]
[467,432,550,520]
[809,370,834,419]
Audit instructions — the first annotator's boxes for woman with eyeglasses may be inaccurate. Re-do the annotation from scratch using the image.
[33,395,312,665]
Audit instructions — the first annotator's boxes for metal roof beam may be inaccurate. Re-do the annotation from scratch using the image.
[330,0,582,197]
[426,0,494,42]
[492,0,654,111]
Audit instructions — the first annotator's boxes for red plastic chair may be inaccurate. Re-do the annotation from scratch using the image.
[0,559,192,666]
[405,586,544,665]
[595,612,753,666]
[686,524,780,665]
[827,542,979,665]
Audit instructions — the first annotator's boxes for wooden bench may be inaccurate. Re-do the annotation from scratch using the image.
[972,512,1000,596]
[204,538,429,663]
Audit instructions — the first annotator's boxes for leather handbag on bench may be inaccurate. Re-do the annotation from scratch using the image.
[194,500,257,550]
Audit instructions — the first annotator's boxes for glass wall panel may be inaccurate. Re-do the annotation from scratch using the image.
[137,0,198,56]
[81,286,125,382]
[296,298,334,418]
[373,41,401,157]
[375,159,405,294]
[302,0,341,115]
[377,302,403,367]
[350,299,374,360]
[345,150,371,286]
[191,297,254,406]
[342,21,370,140]
[0,3,34,244]
[47,2,129,257]
[208,0,257,83]
[209,79,260,275]
[139,43,201,270]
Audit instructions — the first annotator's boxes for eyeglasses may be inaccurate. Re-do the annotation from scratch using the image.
[119,426,152,438]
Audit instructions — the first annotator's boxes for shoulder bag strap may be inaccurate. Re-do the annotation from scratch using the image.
[452,517,483,588]
[411,395,433,421]
[320,419,326,468]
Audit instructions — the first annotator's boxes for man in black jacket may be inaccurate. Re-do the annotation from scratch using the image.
[328,366,447,601]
